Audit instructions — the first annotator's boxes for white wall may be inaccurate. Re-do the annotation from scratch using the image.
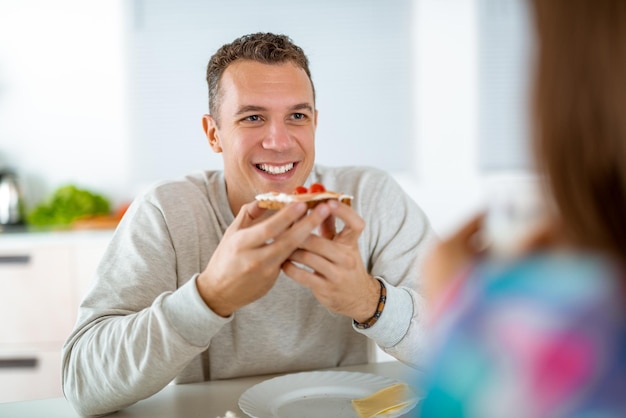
[126,0,415,192]
[402,0,533,236]
[400,0,483,236]
[0,0,130,208]
[0,0,531,236]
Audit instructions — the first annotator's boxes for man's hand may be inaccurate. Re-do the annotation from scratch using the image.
[197,201,330,317]
[282,200,381,323]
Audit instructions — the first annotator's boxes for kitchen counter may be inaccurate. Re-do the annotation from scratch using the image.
[0,228,114,247]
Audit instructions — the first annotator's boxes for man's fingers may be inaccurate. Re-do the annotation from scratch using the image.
[296,234,347,266]
[234,201,269,229]
[319,213,337,239]
[324,200,364,242]
[241,202,332,254]
[270,204,331,252]
[282,258,327,289]
[235,202,308,247]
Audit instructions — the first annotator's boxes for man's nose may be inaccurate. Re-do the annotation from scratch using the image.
[262,120,292,151]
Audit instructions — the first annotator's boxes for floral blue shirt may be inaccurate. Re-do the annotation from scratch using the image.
[417,253,626,418]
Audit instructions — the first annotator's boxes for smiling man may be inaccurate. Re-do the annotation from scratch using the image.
[61,33,436,417]
[203,57,317,217]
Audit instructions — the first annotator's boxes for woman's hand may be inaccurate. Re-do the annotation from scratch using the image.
[422,213,485,301]
[423,212,563,303]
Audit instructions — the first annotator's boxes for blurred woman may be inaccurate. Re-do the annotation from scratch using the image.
[417,1,626,417]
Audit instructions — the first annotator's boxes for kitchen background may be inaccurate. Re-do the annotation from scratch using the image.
[0,0,532,403]
[0,0,531,236]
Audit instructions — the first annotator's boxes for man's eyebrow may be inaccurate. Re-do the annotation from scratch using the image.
[235,105,267,116]
[234,103,314,116]
[290,103,314,112]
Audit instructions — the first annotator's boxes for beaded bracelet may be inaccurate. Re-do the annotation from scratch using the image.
[353,278,387,330]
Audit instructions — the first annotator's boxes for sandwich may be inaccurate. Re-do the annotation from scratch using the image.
[255,183,353,210]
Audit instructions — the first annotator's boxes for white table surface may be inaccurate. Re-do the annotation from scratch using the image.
[0,361,422,418]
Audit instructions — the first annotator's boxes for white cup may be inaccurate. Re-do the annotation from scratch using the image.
[483,174,547,258]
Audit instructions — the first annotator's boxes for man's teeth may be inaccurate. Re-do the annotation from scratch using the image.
[258,163,294,174]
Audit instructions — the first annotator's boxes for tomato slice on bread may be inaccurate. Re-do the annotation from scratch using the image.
[308,183,326,193]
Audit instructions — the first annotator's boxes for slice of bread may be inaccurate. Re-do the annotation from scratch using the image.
[255,191,353,210]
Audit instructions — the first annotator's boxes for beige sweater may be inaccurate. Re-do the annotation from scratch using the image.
[61,165,436,417]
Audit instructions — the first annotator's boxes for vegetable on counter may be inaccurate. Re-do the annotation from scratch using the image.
[71,200,131,230]
[26,185,111,228]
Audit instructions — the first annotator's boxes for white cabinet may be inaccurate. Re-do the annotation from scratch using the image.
[0,231,112,403]
[0,246,74,346]
[0,346,63,403]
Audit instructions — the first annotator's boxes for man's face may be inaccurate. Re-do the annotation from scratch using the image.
[203,60,317,214]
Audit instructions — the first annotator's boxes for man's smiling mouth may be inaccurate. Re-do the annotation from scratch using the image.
[256,163,295,175]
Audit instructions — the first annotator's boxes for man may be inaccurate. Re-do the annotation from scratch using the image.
[62,33,436,417]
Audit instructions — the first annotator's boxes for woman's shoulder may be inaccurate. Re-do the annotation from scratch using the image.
[451,252,626,367]
[474,252,624,309]
[421,253,626,417]
[435,252,625,355]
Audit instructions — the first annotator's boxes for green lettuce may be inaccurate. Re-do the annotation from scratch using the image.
[27,185,110,227]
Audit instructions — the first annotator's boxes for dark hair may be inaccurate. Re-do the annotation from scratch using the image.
[206,32,314,124]
[530,0,626,263]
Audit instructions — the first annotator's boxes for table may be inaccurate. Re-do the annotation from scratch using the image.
[0,361,422,417]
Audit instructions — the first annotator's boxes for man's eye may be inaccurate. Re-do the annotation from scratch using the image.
[245,115,260,122]
[292,113,307,120]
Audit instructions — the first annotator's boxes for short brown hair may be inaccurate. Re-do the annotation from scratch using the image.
[530,0,626,263]
[206,32,315,123]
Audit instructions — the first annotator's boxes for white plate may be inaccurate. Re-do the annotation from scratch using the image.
[238,370,418,418]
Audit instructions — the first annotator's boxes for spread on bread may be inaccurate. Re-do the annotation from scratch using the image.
[255,183,353,210]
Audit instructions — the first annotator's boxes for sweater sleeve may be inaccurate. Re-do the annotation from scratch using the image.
[345,168,437,368]
[353,276,430,368]
[61,194,231,417]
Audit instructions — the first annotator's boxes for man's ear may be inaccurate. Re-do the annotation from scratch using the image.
[202,114,223,153]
